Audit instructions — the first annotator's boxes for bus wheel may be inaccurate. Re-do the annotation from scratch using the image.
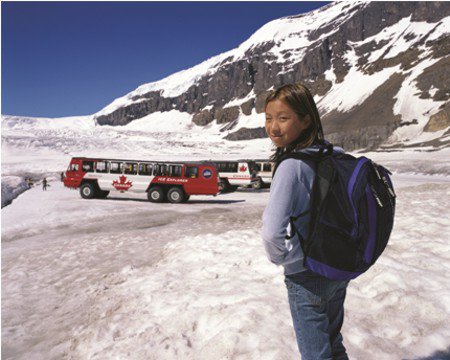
[252,178,263,189]
[97,190,109,199]
[80,183,96,199]
[167,187,185,204]
[148,187,165,203]
[218,180,229,193]
[218,180,224,190]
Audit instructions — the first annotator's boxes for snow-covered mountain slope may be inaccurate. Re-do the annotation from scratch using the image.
[91,1,450,151]
[94,2,365,117]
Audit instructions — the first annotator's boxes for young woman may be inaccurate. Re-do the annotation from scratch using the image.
[261,83,350,360]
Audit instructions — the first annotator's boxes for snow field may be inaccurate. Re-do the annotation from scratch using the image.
[363,148,450,176]
[68,230,297,360]
[66,179,450,360]
[3,176,448,359]
[2,181,272,359]
[344,182,450,359]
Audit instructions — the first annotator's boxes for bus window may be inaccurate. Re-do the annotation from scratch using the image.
[70,163,79,172]
[228,162,238,172]
[185,166,198,178]
[154,164,167,176]
[169,165,182,177]
[96,161,108,173]
[217,162,238,173]
[124,162,138,175]
[110,162,123,174]
[263,163,272,172]
[82,161,94,172]
[254,163,262,172]
[139,163,153,176]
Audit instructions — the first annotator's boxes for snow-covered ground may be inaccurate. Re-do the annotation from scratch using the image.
[2,173,450,360]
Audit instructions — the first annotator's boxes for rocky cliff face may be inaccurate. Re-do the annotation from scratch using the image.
[94,1,450,151]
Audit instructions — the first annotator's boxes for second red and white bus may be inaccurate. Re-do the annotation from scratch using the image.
[209,160,256,192]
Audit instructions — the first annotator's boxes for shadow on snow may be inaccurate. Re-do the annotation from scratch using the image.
[103,197,246,205]
[407,347,450,360]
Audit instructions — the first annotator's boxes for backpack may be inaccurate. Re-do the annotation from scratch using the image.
[274,144,396,281]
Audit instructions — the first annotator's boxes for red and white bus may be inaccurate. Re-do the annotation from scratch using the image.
[209,160,256,192]
[63,157,219,203]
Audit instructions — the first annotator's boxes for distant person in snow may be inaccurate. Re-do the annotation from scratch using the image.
[42,178,48,191]
[60,172,65,182]
[262,83,350,359]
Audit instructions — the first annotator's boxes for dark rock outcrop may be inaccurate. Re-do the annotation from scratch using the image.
[225,127,267,141]
[416,56,450,102]
[240,99,255,116]
[192,109,215,126]
[424,103,450,132]
[215,106,240,124]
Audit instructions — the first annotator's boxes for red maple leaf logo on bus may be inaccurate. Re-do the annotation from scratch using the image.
[112,175,133,191]
[239,165,247,172]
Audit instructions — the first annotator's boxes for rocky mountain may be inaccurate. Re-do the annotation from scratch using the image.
[94,1,450,151]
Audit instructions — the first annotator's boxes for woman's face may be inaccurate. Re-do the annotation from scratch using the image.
[265,99,310,148]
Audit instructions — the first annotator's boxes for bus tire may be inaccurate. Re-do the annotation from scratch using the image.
[167,187,185,204]
[218,180,225,192]
[252,177,263,189]
[80,183,96,199]
[148,187,165,203]
[218,179,230,193]
[97,190,109,199]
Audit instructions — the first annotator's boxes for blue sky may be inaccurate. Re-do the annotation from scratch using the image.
[2,1,329,117]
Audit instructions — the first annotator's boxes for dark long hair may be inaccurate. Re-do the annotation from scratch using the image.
[265,83,325,163]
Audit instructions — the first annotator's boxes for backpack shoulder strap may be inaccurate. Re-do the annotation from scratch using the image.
[272,144,333,177]
[272,143,333,177]
[272,152,315,177]
[280,145,336,246]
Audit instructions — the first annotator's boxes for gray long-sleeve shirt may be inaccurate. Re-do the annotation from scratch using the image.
[261,144,344,275]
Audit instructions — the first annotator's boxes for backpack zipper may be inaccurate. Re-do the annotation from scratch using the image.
[372,161,396,199]
[371,161,382,180]
[381,174,396,198]
[370,185,383,208]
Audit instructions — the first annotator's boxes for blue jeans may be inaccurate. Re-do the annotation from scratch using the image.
[285,271,350,360]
